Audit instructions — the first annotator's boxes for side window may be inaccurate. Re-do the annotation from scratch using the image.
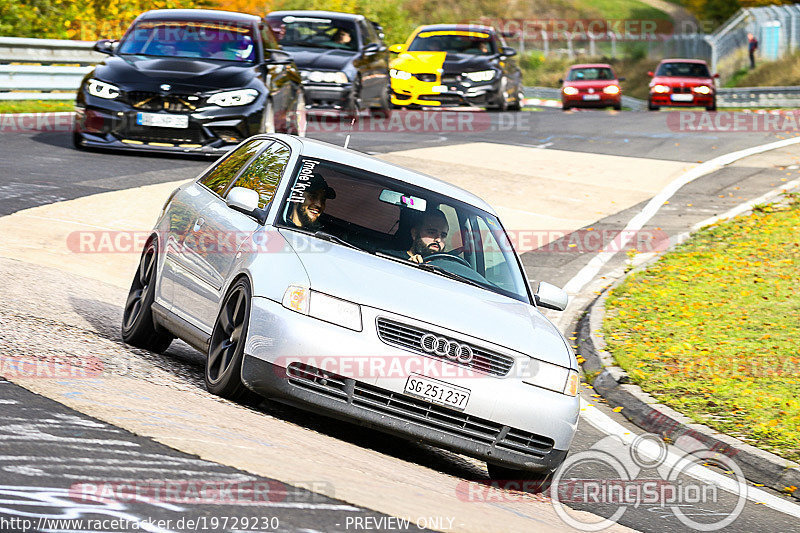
[199,139,270,196]
[357,20,373,46]
[437,203,463,254]
[363,20,380,45]
[232,142,291,209]
[261,24,280,51]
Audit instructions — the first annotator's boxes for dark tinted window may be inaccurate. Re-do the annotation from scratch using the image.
[199,139,270,196]
[567,67,615,81]
[118,20,256,62]
[233,142,291,208]
[408,31,495,55]
[268,15,358,51]
[656,62,710,77]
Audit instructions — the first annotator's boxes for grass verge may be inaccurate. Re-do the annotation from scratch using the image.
[0,100,75,114]
[603,194,800,463]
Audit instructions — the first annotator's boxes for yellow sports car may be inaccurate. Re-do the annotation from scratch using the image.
[388,24,523,110]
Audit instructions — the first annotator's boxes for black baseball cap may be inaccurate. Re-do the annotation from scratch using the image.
[307,173,336,199]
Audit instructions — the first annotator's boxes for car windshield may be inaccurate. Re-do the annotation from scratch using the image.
[656,62,710,77]
[268,16,358,51]
[117,20,256,62]
[277,157,531,303]
[407,31,495,55]
[567,67,614,81]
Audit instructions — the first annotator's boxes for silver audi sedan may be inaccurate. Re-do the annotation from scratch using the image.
[122,134,580,485]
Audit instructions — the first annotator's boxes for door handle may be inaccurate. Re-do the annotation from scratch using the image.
[193,217,205,232]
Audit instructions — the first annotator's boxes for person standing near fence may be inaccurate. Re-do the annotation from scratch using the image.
[748,33,758,69]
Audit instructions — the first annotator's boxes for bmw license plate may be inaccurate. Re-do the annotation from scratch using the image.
[582,94,600,101]
[670,93,694,102]
[136,112,189,128]
[404,374,470,411]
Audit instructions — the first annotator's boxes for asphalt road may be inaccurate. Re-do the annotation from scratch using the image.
[1,107,799,532]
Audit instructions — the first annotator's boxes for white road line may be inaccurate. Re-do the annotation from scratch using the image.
[580,398,800,518]
[562,136,800,296]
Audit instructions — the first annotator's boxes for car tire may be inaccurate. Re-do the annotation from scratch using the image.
[706,100,717,112]
[121,239,174,354]
[288,90,307,137]
[486,463,553,493]
[647,100,659,111]
[260,99,276,134]
[562,104,571,111]
[344,79,361,120]
[369,83,393,119]
[488,76,509,112]
[72,131,86,151]
[205,278,260,403]
[613,103,622,111]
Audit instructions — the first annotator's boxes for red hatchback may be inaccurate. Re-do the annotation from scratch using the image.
[648,59,718,111]
[560,63,623,111]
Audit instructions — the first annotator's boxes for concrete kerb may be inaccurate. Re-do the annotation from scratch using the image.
[576,185,800,501]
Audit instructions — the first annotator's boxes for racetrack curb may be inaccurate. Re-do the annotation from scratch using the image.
[577,187,800,501]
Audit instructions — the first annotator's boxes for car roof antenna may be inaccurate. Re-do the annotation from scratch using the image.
[343,117,355,149]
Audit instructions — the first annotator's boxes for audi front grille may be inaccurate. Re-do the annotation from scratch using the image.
[375,318,514,377]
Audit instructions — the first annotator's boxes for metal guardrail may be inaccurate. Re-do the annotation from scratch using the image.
[717,86,800,108]
[0,37,103,65]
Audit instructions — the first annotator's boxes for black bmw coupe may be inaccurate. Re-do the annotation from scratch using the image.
[74,9,306,155]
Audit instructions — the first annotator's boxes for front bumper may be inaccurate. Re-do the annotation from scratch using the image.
[241,296,579,472]
[562,94,621,108]
[302,83,353,109]
[73,95,264,155]
[649,93,715,107]
[391,76,499,107]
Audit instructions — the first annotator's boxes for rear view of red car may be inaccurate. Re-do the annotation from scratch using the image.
[648,59,718,111]
[560,64,623,111]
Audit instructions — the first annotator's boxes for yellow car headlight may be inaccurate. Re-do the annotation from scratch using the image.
[390,69,413,80]
[692,85,712,94]
[562,86,579,96]
[603,85,620,95]
[282,285,362,331]
[651,84,670,93]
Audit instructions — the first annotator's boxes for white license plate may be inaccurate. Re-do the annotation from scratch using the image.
[582,94,600,101]
[670,93,694,102]
[136,112,189,128]
[431,85,447,93]
[403,374,470,411]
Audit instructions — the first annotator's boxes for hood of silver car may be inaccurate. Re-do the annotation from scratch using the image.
[280,230,573,368]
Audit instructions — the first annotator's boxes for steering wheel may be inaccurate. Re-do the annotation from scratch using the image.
[424,253,471,268]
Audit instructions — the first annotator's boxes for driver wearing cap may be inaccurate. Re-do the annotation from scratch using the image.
[407,209,449,263]
[288,173,336,231]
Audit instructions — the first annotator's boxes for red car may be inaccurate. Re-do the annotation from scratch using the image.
[560,63,623,111]
[648,59,718,111]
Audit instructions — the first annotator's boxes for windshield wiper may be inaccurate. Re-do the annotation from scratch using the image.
[312,231,372,254]
[415,262,486,289]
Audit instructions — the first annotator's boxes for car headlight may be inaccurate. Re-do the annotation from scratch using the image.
[562,86,579,95]
[564,370,580,396]
[86,79,120,99]
[693,85,712,94]
[207,89,259,107]
[307,71,348,84]
[522,358,575,395]
[603,85,620,95]
[282,285,362,331]
[651,84,670,93]
[462,70,496,82]
[389,69,413,80]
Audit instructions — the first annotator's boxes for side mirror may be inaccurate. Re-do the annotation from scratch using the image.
[94,39,116,55]
[264,49,293,65]
[501,46,517,57]
[713,73,720,78]
[388,43,405,54]
[618,76,626,81]
[557,78,563,84]
[362,43,380,55]
[647,71,654,77]
[534,281,569,311]
[226,187,260,217]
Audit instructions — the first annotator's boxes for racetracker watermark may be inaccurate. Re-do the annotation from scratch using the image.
[69,480,333,505]
[0,112,74,133]
[550,433,747,531]
[307,110,530,134]
[0,355,103,379]
[668,110,800,133]
[469,18,674,40]
[65,229,670,255]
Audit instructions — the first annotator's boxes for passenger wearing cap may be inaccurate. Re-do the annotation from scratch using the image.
[288,173,336,231]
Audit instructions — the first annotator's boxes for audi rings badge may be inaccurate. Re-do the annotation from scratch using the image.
[420,333,474,364]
